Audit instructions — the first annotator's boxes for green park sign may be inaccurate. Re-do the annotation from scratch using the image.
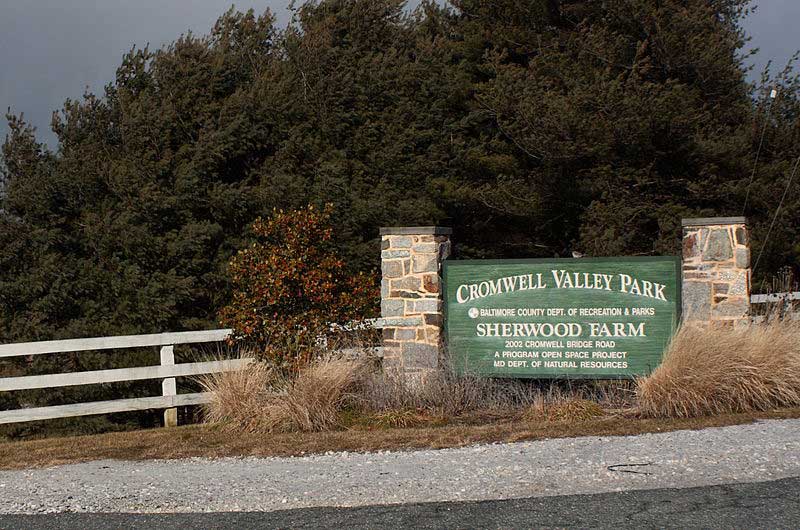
[443,257,681,378]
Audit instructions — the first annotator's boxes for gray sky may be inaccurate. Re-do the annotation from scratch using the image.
[0,0,797,148]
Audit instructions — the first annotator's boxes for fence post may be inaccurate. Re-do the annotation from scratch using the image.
[160,345,178,427]
[681,217,751,328]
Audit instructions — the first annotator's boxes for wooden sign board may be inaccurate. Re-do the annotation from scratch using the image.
[443,257,681,378]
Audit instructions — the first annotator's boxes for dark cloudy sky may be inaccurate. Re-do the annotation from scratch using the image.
[1,1,797,147]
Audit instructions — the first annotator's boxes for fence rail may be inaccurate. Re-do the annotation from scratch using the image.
[751,291,800,304]
[0,329,249,426]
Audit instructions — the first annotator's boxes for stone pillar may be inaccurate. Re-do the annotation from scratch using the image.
[682,217,751,327]
[379,227,452,377]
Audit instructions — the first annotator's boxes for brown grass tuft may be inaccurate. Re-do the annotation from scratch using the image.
[637,320,800,418]
[521,390,605,423]
[199,358,276,433]
[544,399,605,422]
[353,409,447,429]
[200,356,369,433]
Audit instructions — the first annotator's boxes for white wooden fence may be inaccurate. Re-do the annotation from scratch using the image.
[0,329,250,426]
[751,291,800,323]
[751,291,800,304]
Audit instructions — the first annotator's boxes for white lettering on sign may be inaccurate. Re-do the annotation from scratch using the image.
[476,322,646,338]
[456,271,668,303]
[456,273,546,303]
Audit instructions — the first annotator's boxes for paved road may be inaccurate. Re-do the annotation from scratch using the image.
[1,476,798,529]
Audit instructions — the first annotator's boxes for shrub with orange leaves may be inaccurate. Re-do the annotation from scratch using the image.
[219,204,378,371]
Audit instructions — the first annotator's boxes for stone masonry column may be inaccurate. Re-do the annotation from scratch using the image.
[682,217,751,327]
[379,227,452,377]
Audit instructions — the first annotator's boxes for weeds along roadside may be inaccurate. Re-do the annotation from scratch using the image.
[199,319,800,434]
[198,351,635,434]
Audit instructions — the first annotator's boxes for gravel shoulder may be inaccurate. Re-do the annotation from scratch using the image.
[1,418,799,514]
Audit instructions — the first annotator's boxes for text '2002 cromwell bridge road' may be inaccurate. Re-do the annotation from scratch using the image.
[443,257,681,378]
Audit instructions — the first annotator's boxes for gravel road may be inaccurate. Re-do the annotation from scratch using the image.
[1,418,799,514]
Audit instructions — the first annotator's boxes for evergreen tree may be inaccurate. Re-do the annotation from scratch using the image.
[1,0,798,434]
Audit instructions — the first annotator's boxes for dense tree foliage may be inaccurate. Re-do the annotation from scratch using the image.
[1,0,799,433]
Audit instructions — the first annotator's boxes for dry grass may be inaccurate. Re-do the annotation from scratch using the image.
[201,352,636,434]
[348,409,447,429]
[523,397,606,423]
[202,319,800,431]
[200,356,369,433]
[637,320,800,418]
[199,359,276,432]
[357,369,546,416]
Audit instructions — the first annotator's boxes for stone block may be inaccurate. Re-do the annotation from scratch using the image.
[382,328,395,340]
[381,299,404,317]
[424,313,443,326]
[684,272,714,281]
[425,326,441,343]
[712,283,729,295]
[703,228,733,261]
[395,328,416,340]
[412,253,438,273]
[381,239,390,250]
[382,249,411,259]
[682,232,698,258]
[391,276,421,291]
[413,299,441,313]
[735,227,747,246]
[729,272,749,296]
[389,236,413,249]
[381,279,390,299]
[735,248,750,269]
[401,342,438,369]
[422,274,440,293]
[683,281,711,320]
[412,242,438,254]
[381,260,403,279]
[382,356,402,370]
[378,316,424,327]
[439,241,452,259]
[711,298,748,318]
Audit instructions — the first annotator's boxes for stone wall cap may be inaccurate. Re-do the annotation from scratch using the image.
[681,217,747,227]
[380,226,453,236]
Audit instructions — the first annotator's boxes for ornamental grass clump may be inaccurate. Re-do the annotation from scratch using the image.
[201,355,369,433]
[636,320,800,418]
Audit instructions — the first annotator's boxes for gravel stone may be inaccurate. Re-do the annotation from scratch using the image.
[1,419,799,514]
